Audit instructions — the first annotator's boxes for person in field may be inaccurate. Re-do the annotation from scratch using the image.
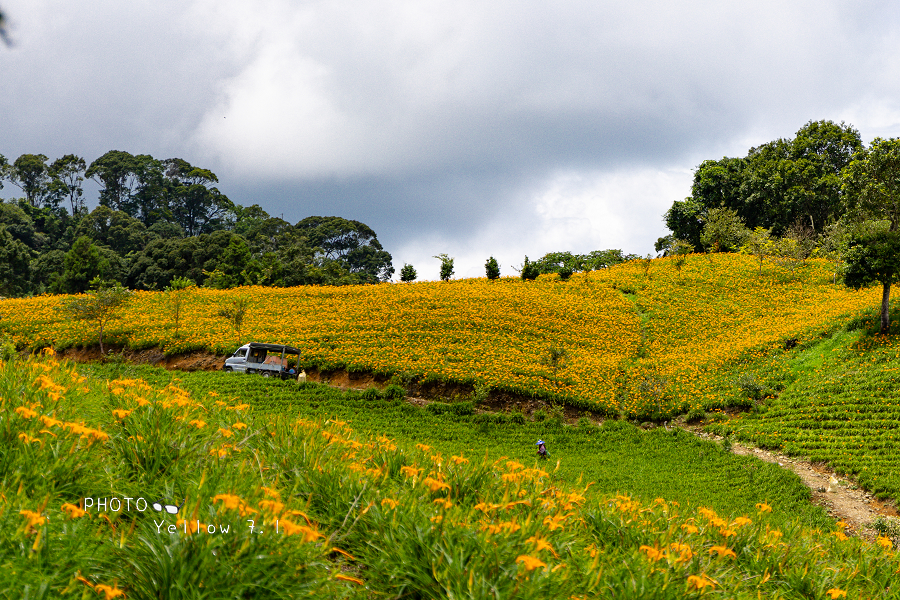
[536,440,549,459]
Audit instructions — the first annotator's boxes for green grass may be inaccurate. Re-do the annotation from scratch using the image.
[707,307,900,503]
[7,354,900,599]
[77,362,830,529]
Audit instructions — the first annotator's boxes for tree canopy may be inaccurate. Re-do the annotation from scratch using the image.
[664,120,863,249]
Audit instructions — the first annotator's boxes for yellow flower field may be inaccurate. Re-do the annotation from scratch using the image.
[0,254,881,417]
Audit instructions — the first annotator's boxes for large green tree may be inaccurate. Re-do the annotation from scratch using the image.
[163,159,234,236]
[295,216,394,282]
[842,137,900,333]
[48,154,87,216]
[74,206,156,256]
[86,151,164,223]
[8,154,51,207]
[665,120,863,245]
[59,236,110,294]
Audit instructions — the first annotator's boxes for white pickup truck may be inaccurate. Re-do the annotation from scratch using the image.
[222,342,303,380]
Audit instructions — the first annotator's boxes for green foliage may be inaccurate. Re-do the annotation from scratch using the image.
[520,256,539,280]
[668,120,863,243]
[669,239,694,271]
[484,256,500,280]
[59,235,110,294]
[741,227,772,274]
[734,373,768,402]
[57,277,133,355]
[843,229,900,332]
[399,263,417,282]
[8,153,51,207]
[0,225,31,297]
[700,207,750,252]
[433,253,454,281]
[842,137,900,230]
[383,384,406,400]
[296,216,395,283]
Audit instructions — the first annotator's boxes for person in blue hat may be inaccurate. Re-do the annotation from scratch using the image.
[536,439,549,459]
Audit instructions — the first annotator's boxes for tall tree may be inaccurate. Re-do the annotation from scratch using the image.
[48,154,87,216]
[8,154,50,207]
[163,158,234,236]
[664,120,863,244]
[74,206,155,256]
[842,137,900,333]
[59,236,109,294]
[295,216,394,282]
[85,150,143,215]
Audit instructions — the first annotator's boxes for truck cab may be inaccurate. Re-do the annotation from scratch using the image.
[223,342,303,380]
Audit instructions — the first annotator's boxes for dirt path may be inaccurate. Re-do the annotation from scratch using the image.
[690,429,899,541]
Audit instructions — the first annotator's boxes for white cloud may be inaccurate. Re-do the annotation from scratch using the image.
[390,166,693,280]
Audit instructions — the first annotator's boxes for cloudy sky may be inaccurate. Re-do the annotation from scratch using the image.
[2,1,899,279]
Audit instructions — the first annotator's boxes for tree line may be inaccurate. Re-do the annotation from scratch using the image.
[658,119,900,333]
[0,150,395,296]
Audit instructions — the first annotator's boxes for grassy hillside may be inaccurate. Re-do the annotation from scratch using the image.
[0,254,880,421]
[3,353,899,599]
[707,309,900,505]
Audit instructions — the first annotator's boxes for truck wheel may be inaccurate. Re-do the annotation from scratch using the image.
[262,372,271,378]
[224,366,233,372]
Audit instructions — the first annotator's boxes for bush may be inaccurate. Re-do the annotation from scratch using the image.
[450,401,474,416]
[383,384,406,400]
[399,263,417,282]
[520,256,539,281]
[508,411,526,425]
[685,408,706,423]
[0,339,16,361]
[433,254,454,281]
[485,257,500,280]
[361,387,381,401]
[425,402,447,415]
[735,373,768,401]
[473,383,490,404]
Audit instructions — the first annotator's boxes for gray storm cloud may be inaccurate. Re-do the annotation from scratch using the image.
[1,0,899,275]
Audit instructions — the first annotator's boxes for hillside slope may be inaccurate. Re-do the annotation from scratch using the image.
[0,254,880,420]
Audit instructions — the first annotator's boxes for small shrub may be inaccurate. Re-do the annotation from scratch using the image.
[485,256,500,280]
[399,263,417,282]
[533,409,547,422]
[508,411,526,425]
[735,373,768,401]
[0,339,16,361]
[361,387,381,401]
[520,256,539,281]
[684,408,706,423]
[473,383,491,404]
[577,416,593,429]
[450,401,474,416]
[383,384,406,400]
[425,402,447,415]
[473,413,494,426]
